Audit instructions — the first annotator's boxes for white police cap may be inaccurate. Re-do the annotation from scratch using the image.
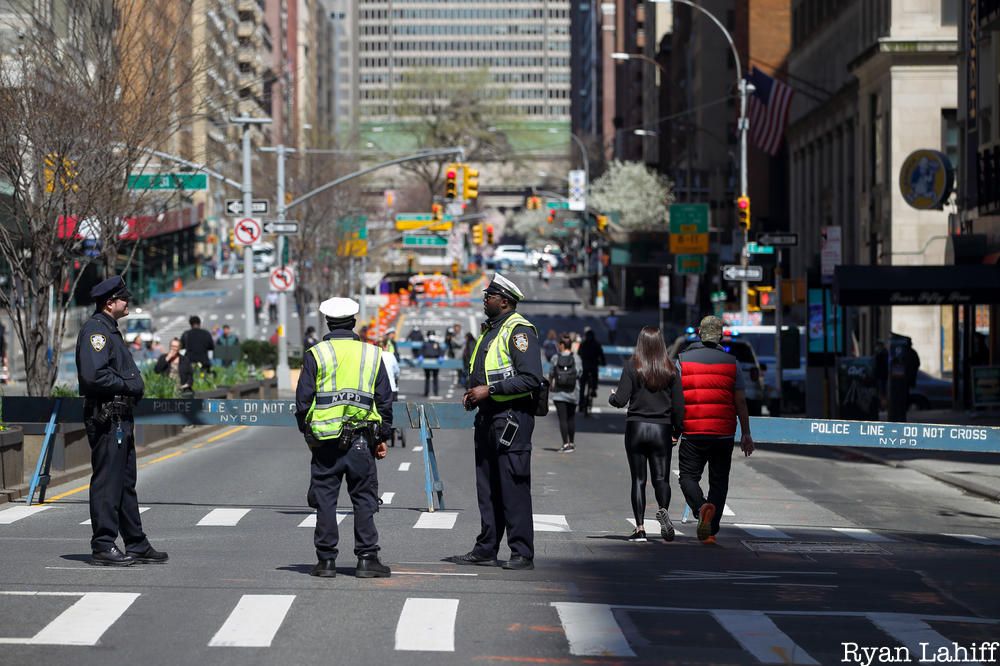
[485,273,524,302]
[319,297,360,320]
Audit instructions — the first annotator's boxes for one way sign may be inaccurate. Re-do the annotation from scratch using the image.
[225,199,270,216]
[722,265,764,282]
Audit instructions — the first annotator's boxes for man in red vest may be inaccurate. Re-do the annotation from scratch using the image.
[678,315,754,544]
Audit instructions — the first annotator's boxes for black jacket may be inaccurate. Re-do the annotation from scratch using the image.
[609,361,685,434]
[154,353,193,388]
[76,312,144,401]
[180,327,215,368]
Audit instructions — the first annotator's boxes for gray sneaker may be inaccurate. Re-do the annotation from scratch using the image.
[655,507,675,542]
[559,443,575,453]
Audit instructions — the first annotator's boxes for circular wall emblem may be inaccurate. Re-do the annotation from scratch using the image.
[899,149,954,210]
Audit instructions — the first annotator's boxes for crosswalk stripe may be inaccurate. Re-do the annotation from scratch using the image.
[866,613,964,663]
[832,528,895,542]
[711,610,819,665]
[723,504,735,516]
[398,462,411,471]
[209,594,295,647]
[0,505,52,524]
[414,512,458,529]
[627,517,685,537]
[942,533,999,546]
[197,508,251,527]
[551,602,635,657]
[735,524,792,539]
[81,507,149,525]
[412,446,424,452]
[533,514,571,532]
[381,492,395,505]
[395,598,459,652]
[298,511,350,528]
[0,592,141,646]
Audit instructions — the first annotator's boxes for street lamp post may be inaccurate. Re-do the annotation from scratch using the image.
[231,116,272,341]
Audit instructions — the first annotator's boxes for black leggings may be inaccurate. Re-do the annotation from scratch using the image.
[624,421,673,524]
[555,401,576,444]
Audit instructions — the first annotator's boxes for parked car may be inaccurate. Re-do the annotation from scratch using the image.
[492,244,529,269]
[909,371,952,410]
[669,330,767,415]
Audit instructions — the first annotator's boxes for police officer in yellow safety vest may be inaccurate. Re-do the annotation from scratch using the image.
[448,274,543,570]
[295,297,394,579]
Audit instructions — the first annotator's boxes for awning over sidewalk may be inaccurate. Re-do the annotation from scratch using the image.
[833,265,1000,305]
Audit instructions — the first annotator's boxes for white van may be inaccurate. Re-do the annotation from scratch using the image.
[123,310,155,344]
[252,242,276,272]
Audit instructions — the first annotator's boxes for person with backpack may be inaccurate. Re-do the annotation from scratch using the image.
[609,326,685,543]
[549,333,582,453]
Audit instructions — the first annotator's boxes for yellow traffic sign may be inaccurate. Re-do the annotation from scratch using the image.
[669,232,709,254]
[395,213,453,231]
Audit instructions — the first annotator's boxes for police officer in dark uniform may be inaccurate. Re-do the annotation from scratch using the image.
[77,276,167,566]
[295,297,394,578]
[448,274,543,570]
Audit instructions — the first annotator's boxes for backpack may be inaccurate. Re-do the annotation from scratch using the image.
[553,353,578,391]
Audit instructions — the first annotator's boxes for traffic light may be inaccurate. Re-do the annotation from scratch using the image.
[431,202,443,222]
[736,195,751,230]
[547,210,556,224]
[526,195,541,210]
[485,224,494,244]
[757,286,776,309]
[596,214,608,232]
[747,287,760,312]
[44,153,79,193]
[463,166,479,201]
[445,164,459,200]
[472,223,483,245]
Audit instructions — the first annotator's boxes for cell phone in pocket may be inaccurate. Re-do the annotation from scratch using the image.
[499,418,519,448]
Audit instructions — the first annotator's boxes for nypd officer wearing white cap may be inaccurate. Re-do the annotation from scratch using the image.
[76,276,167,566]
[448,273,543,570]
[295,297,393,578]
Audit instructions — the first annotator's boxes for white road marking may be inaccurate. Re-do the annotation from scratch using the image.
[0,505,52,524]
[0,592,140,646]
[197,508,251,527]
[943,533,1000,546]
[414,512,458,529]
[832,528,895,542]
[551,602,635,657]
[225,314,234,320]
[412,446,424,452]
[398,462,411,471]
[297,511,350,528]
[735,524,792,539]
[381,492,395,505]
[723,504,735,516]
[394,571,478,577]
[711,610,819,665]
[81,507,149,525]
[867,613,969,663]
[534,514,571,532]
[208,594,295,647]
[395,598,459,652]
[627,518,685,537]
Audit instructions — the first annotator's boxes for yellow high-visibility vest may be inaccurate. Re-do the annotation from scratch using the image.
[469,312,537,402]
[307,338,383,440]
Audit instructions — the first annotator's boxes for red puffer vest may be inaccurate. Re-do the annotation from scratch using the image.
[679,342,738,437]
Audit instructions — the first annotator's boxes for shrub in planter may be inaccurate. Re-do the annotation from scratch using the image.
[241,340,276,368]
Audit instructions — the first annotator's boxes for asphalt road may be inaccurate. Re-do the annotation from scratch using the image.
[3,278,999,665]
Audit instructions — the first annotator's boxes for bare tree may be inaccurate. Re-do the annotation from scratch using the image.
[0,1,201,395]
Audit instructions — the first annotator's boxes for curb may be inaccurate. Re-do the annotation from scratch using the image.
[834,446,1000,502]
[0,424,228,505]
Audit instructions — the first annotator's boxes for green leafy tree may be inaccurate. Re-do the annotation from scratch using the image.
[589,161,674,230]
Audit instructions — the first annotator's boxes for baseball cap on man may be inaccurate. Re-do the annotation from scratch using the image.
[698,315,724,343]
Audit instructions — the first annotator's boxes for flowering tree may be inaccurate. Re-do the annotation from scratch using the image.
[589,161,674,230]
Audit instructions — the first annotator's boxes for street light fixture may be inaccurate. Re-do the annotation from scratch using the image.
[633,129,658,137]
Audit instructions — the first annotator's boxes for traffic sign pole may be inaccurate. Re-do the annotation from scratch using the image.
[265,144,294,392]
[241,126,255,341]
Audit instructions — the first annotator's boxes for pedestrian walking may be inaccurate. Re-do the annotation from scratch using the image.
[380,338,400,401]
[549,333,582,453]
[461,332,476,384]
[384,327,399,361]
[608,326,684,542]
[677,316,754,544]
[76,276,167,566]
[605,309,619,345]
[303,326,319,351]
[577,329,605,414]
[447,274,543,570]
[154,338,193,395]
[446,323,465,386]
[267,290,278,323]
[541,329,559,362]
[406,327,424,358]
[295,297,393,578]
[215,324,240,367]
[253,293,263,325]
[180,316,214,371]
[421,331,443,396]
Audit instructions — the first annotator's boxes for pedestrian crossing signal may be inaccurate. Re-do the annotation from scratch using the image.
[758,286,776,309]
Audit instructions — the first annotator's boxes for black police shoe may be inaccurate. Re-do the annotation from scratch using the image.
[310,559,337,578]
[355,554,390,578]
[502,555,534,570]
[444,551,500,567]
[130,546,169,564]
[91,546,135,567]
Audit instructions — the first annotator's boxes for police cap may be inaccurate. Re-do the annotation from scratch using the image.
[319,297,360,327]
[90,276,132,304]
[484,273,524,303]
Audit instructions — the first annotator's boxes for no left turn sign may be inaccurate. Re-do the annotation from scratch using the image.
[233,217,262,246]
[269,267,295,292]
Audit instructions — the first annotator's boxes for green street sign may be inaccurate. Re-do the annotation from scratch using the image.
[546,201,569,210]
[669,203,709,234]
[675,254,707,274]
[337,215,368,239]
[746,242,775,255]
[128,173,208,191]
[402,234,448,247]
[563,219,581,228]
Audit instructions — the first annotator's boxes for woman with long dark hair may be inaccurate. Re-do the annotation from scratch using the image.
[609,326,684,542]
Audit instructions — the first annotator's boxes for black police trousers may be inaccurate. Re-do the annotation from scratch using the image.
[678,436,734,536]
[311,437,380,561]
[85,417,150,554]
[472,410,534,560]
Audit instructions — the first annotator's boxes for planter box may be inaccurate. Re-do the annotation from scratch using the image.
[20,423,89,483]
[260,378,278,398]
[0,427,23,490]
[227,382,260,399]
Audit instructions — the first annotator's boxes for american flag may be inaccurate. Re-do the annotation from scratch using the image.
[747,67,794,156]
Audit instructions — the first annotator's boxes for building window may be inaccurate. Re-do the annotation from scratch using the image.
[942,109,959,181]
[941,0,957,26]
